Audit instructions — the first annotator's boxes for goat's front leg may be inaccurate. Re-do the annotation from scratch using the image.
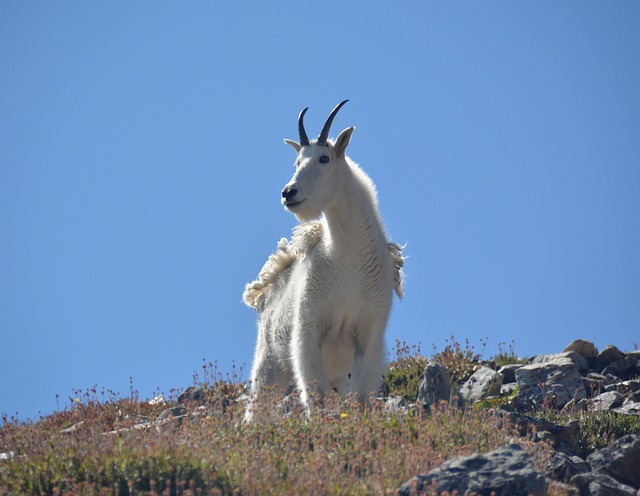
[291,320,330,417]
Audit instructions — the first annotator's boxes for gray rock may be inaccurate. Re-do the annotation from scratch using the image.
[515,357,587,409]
[459,366,503,404]
[615,401,640,416]
[598,345,626,372]
[418,360,454,409]
[629,393,640,406]
[590,391,625,411]
[500,382,518,396]
[564,339,599,359]
[593,372,625,388]
[545,451,589,483]
[571,472,637,496]
[59,421,85,434]
[154,406,188,433]
[156,406,187,422]
[606,380,640,396]
[178,386,207,404]
[397,443,546,496]
[602,355,640,381]
[583,376,605,398]
[533,352,590,374]
[587,434,640,489]
[505,411,580,454]
[498,363,522,384]
[384,396,406,415]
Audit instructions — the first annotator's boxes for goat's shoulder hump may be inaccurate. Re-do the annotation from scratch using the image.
[242,221,324,310]
[290,220,323,253]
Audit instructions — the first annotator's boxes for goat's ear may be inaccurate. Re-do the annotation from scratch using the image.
[284,139,301,153]
[334,126,355,157]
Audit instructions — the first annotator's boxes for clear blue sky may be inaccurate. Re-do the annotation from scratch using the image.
[2,2,639,420]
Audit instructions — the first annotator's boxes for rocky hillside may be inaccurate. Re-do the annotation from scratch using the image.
[1,338,639,495]
[398,338,640,495]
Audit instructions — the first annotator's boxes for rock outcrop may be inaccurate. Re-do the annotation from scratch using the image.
[400,339,640,495]
[398,444,546,496]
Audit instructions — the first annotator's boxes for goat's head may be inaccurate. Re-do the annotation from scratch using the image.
[281,100,355,222]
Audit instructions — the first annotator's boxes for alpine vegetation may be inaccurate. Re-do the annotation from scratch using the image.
[243,100,404,421]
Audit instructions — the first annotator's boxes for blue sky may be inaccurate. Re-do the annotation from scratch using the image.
[2,2,639,420]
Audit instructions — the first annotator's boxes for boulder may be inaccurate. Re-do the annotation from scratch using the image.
[602,355,640,381]
[459,366,503,404]
[505,411,580,454]
[571,472,637,496]
[397,443,546,496]
[178,386,207,404]
[586,434,640,489]
[498,363,521,384]
[545,451,589,483]
[156,406,187,422]
[515,357,587,409]
[607,380,640,396]
[589,391,625,411]
[597,345,626,371]
[418,360,454,409]
[500,382,518,397]
[154,406,188,433]
[564,339,599,360]
[615,401,640,416]
[384,396,406,416]
[533,352,590,374]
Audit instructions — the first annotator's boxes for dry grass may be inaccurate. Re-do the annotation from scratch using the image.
[1,389,519,495]
[1,339,637,495]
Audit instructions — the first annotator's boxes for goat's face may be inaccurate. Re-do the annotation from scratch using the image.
[282,128,354,222]
[281,101,354,222]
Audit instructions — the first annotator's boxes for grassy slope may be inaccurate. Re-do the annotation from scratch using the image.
[1,339,638,495]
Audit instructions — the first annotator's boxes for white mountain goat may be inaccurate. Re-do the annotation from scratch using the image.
[243,100,404,421]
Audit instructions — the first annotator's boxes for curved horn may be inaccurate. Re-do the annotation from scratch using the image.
[298,107,310,147]
[317,99,349,145]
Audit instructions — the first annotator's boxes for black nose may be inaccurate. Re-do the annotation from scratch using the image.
[282,187,298,202]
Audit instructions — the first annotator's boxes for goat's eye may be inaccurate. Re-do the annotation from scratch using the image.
[319,155,330,164]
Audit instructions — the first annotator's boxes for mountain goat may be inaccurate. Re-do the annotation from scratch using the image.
[243,100,404,421]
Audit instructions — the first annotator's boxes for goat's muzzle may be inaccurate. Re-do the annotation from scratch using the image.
[281,186,305,207]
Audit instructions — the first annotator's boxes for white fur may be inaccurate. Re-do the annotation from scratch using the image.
[243,115,404,421]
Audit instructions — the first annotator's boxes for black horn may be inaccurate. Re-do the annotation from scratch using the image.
[317,100,349,145]
[298,107,310,147]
